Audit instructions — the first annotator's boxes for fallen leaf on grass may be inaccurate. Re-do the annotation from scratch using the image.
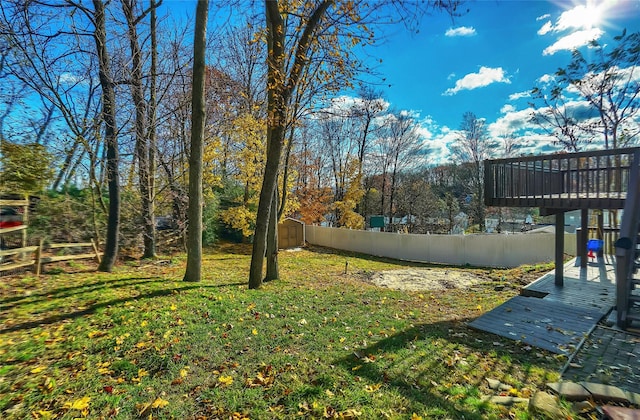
[32,410,56,419]
[64,396,91,411]
[136,397,169,417]
[218,375,233,386]
[87,330,106,339]
[245,366,275,388]
[151,397,169,408]
[365,383,382,393]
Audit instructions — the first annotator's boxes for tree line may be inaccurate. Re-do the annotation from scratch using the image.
[1,1,638,287]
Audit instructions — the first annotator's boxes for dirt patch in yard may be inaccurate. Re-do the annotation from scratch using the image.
[368,268,484,291]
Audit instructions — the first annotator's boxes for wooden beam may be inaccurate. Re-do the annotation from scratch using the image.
[0,260,35,272]
[0,199,29,206]
[0,246,39,257]
[555,212,565,287]
[0,225,27,235]
[580,209,588,269]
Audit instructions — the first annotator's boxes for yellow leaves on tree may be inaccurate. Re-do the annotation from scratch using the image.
[220,205,255,238]
[202,135,222,196]
[0,141,55,194]
[232,113,266,191]
[333,162,364,229]
[218,113,268,239]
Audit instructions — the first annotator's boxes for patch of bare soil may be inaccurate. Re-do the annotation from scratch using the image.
[368,268,483,291]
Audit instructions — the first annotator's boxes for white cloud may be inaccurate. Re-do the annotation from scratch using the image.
[537,74,555,84]
[443,67,511,96]
[543,28,603,55]
[488,107,535,138]
[501,104,516,114]
[536,13,551,21]
[555,4,601,31]
[447,73,456,80]
[445,26,476,37]
[419,129,459,165]
[59,72,85,85]
[509,91,530,101]
[537,21,553,35]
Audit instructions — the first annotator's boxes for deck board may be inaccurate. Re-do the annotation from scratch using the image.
[469,258,617,354]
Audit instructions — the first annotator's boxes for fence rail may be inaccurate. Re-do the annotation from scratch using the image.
[0,240,102,275]
[485,147,640,209]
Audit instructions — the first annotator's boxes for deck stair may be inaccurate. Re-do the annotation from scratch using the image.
[614,149,640,328]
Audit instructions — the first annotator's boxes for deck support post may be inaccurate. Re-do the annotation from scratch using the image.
[555,211,565,286]
[580,209,588,268]
[597,211,604,258]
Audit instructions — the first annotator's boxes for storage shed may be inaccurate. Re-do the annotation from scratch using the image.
[278,218,305,249]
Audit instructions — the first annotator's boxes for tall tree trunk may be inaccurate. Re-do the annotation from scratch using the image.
[249,0,332,288]
[123,0,155,259]
[183,0,208,282]
[265,188,279,281]
[249,1,285,289]
[94,0,120,272]
[148,0,158,252]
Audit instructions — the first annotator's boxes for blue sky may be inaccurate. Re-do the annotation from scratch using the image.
[167,0,640,164]
[364,0,640,163]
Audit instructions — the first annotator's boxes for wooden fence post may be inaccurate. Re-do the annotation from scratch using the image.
[35,238,43,276]
[92,239,101,264]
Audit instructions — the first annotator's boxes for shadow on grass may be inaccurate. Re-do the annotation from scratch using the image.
[0,276,161,308]
[334,319,555,418]
[0,281,246,335]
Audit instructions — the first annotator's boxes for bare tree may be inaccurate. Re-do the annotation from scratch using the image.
[373,110,422,229]
[183,0,209,282]
[529,31,640,151]
[122,0,162,259]
[452,111,488,232]
[89,0,121,272]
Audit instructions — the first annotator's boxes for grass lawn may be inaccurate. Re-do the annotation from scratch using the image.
[0,244,563,419]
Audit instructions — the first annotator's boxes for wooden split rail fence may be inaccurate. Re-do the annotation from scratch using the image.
[0,239,102,276]
[1,197,102,275]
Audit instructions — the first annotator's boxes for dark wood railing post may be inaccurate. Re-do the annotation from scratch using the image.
[484,160,494,206]
[555,211,565,287]
[580,209,588,269]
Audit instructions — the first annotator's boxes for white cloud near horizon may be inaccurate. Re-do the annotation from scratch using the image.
[443,66,511,96]
[445,26,476,37]
[543,28,604,55]
[536,13,551,21]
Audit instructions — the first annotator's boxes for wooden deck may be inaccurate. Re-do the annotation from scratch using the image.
[484,147,639,211]
[469,257,617,354]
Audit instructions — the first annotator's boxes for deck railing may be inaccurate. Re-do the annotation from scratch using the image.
[485,147,640,209]
[614,148,640,328]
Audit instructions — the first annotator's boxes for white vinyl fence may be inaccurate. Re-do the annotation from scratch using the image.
[305,225,577,268]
